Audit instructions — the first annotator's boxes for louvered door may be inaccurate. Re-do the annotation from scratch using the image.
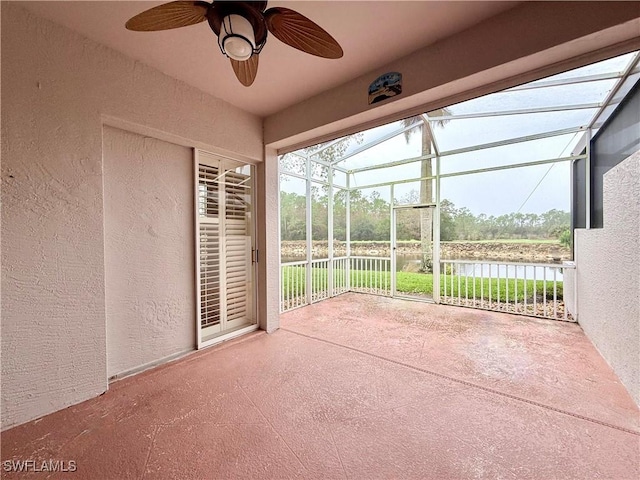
[196,151,255,345]
[223,166,253,330]
[198,163,222,338]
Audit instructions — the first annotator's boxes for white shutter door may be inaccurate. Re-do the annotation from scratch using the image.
[198,163,222,338]
[223,168,252,328]
[196,152,255,346]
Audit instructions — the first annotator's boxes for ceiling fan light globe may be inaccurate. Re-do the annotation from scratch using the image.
[224,37,253,61]
[219,14,256,62]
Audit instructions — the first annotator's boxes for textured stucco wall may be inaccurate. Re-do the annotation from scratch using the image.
[1,4,262,430]
[257,148,280,333]
[103,127,195,378]
[575,151,640,406]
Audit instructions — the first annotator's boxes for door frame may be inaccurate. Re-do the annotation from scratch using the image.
[195,149,259,349]
[391,202,440,302]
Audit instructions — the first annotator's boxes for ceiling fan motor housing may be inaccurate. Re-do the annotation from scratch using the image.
[208,2,268,61]
[218,15,255,61]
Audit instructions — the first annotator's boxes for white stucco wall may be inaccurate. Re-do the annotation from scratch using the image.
[257,148,281,333]
[1,4,262,430]
[575,151,640,406]
[103,126,195,378]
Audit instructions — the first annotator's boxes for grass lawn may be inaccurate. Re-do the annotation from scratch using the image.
[282,266,563,302]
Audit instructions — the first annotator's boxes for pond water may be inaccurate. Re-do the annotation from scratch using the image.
[452,262,563,282]
[400,255,564,281]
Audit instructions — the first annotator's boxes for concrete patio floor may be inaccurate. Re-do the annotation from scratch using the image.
[2,293,639,479]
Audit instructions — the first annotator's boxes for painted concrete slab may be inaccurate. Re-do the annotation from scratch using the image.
[1,295,638,479]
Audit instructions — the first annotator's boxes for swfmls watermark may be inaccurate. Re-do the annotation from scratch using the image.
[3,459,77,473]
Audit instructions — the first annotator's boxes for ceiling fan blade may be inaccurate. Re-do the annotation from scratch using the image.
[230,55,259,87]
[264,7,343,59]
[126,1,210,31]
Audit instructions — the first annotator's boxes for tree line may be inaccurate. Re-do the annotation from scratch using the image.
[280,188,570,244]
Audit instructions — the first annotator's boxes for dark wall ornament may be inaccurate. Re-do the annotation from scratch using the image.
[368,72,402,105]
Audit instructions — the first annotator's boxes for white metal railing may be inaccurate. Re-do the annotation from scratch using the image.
[280,256,391,312]
[311,259,330,303]
[280,260,307,313]
[333,257,349,296]
[440,259,575,321]
[350,256,391,296]
[281,257,575,322]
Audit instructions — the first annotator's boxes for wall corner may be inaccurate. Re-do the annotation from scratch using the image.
[257,147,280,333]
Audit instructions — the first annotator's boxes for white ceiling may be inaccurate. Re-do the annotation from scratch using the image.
[19,1,519,117]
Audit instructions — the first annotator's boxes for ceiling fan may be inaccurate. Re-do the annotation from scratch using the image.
[126,1,343,87]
